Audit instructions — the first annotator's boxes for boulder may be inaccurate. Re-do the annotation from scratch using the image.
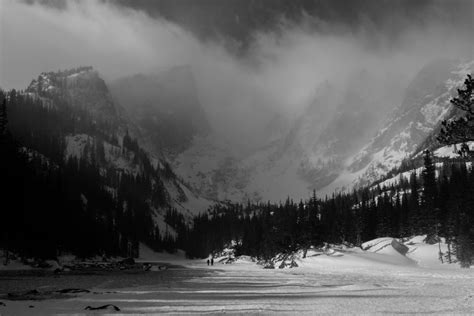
[85,304,120,312]
[391,239,409,255]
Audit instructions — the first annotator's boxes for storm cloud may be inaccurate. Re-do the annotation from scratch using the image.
[1,0,472,148]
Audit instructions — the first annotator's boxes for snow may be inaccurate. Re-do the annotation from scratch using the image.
[2,236,473,314]
[149,211,177,238]
[434,142,474,158]
[321,59,474,194]
[173,181,214,216]
[64,134,92,159]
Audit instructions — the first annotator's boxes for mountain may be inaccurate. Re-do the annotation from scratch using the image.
[169,59,473,202]
[39,59,469,208]
[26,67,124,124]
[2,67,213,258]
[326,59,474,193]
[109,66,210,155]
[165,69,397,202]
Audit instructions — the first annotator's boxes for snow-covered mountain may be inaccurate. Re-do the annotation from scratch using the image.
[324,59,474,194]
[100,59,473,204]
[163,68,403,202]
[23,67,213,221]
[26,67,124,124]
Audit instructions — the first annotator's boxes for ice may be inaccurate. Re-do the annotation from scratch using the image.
[1,236,473,314]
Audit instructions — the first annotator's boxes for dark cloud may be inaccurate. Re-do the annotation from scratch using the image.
[113,0,473,46]
[1,0,472,149]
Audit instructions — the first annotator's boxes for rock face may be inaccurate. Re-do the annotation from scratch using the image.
[391,239,409,255]
[109,66,210,154]
[26,67,124,125]
[352,60,473,186]
[23,67,212,223]
[126,59,473,203]
[37,60,470,205]
[318,59,474,195]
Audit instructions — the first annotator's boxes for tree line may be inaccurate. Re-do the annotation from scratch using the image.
[0,90,180,260]
[177,75,474,267]
[178,154,474,267]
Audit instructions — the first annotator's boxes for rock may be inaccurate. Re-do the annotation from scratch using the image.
[0,301,6,307]
[56,288,90,294]
[29,305,34,308]
[391,239,409,255]
[290,260,299,268]
[424,234,441,245]
[263,263,275,269]
[85,304,120,312]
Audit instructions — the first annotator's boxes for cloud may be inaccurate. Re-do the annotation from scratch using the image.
[0,0,472,149]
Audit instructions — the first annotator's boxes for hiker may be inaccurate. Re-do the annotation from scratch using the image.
[207,259,210,266]
[211,258,214,266]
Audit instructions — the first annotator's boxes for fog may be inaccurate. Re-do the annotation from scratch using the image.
[1,0,472,149]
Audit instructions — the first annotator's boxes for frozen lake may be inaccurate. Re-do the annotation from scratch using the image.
[1,261,473,315]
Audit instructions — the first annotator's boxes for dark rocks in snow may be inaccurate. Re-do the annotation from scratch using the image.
[142,263,168,271]
[391,239,409,255]
[85,304,120,312]
[142,263,152,271]
[424,235,441,245]
[56,288,90,294]
[5,288,91,301]
[278,258,299,269]
[59,259,142,272]
[0,301,6,306]
[263,263,275,269]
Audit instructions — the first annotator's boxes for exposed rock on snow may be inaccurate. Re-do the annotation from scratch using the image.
[85,304,120,312]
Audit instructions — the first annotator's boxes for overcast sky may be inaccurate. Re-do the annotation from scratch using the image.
[0,0,472,147]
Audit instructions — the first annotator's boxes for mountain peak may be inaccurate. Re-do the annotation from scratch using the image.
[26,66,121,123]
[26,66,98,95]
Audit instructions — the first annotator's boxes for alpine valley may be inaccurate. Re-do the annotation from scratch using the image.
[1,57,473,258]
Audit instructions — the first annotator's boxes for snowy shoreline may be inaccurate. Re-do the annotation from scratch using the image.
[1,237,473,315]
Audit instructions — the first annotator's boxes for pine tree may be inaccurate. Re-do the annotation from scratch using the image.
[421,150,438,239]
[438,74,474,145]
[0,96,7,136]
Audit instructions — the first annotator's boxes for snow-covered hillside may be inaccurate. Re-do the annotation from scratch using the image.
[22,59,472,208]
[166,60,473,202]
[318,59,474,196]
[24,68,214,224]
[3,235,473,315]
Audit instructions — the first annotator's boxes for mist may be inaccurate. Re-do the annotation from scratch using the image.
[1,0,472,150]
